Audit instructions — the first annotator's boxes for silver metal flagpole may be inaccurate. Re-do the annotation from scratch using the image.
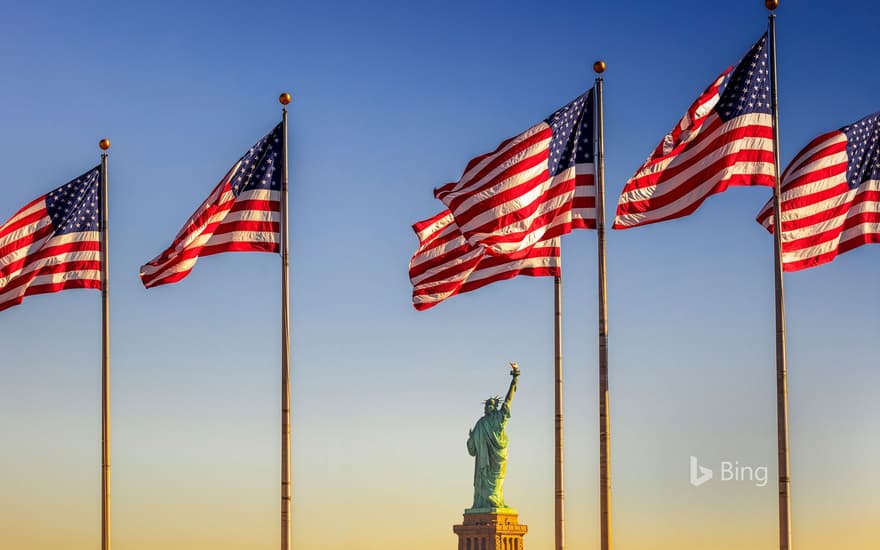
[593,60,613,550]
[553,273,565,550]
[98,137,112,550]
[766,3,793,549]
[279,93,293,550]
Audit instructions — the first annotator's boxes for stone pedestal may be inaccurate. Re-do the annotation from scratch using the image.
[453,509,528,550]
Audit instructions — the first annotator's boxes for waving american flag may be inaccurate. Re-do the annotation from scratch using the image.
[756,112,880,270]
[0,167,102,312]
[409,209,562,311]
[614,33,775,229]
[140,124,282,288]
[434,88,596,255]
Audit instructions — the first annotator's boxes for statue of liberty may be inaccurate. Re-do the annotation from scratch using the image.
[466,362,520,511]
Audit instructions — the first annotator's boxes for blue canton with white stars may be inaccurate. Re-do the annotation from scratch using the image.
[842,112,880,189]
[715,34,771,122]
[230,123,283,196]
[46,167,102,234]
[544,88,594,177]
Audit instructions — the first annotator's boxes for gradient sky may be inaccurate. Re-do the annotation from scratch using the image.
[1,1,877,549]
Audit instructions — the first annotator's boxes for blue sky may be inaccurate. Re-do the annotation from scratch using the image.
[0,2,877,549]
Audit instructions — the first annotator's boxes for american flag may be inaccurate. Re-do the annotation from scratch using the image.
[409,209,560,311]
[614,34,775,229]
[756,112,880,271]
[0,167,102,312]
[140,123,282,288]
[434,88,595,255]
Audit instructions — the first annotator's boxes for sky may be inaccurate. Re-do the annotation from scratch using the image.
[0,1,877,549]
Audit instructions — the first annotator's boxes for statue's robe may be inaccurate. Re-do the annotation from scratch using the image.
[467,404,510,509]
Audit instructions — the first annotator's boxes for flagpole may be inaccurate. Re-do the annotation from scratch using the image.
[98,138,112,550]
[553,273,565,550]
[279,92,293,550]
[593,60,612,550]
[766,3,793,549]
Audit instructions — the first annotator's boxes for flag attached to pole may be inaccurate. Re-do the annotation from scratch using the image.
[434,89,595,255]
[0,167,102,312]
[140,123,283,288]
[409,209,562,310]
[614,34,775,229]
[756,112,880,270]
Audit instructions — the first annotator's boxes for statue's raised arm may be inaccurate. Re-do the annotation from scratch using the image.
[503,362,520,412]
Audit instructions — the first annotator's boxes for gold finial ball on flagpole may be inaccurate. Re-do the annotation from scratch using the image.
[279,92,292,105]
[99,138,111,151]
[765,0,779,10]
[593,60,606,74]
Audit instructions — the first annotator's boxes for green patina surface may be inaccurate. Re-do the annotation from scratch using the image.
[465,364,520,513]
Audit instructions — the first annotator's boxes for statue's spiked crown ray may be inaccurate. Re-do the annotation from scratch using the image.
[483,396,502,409]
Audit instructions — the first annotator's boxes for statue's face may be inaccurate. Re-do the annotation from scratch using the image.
[484,401,495,414]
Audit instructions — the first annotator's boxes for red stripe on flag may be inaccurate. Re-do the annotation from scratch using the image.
[0,278,102,312]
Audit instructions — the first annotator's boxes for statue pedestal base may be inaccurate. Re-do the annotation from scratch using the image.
[453,509,528,550]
